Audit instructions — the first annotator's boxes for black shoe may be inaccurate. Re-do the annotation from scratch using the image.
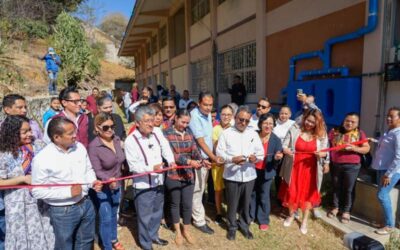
[215,214,224,225]
[239,228,254,240]
[227,230,236,240]
[152,238,168,246]
[194,224,215,234]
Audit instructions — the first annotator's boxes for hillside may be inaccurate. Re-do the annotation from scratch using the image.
[0,28,134,97]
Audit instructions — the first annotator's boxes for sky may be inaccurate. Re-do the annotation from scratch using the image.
[81,0,136,24]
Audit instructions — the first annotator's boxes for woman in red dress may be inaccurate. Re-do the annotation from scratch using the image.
[278,109,328,234]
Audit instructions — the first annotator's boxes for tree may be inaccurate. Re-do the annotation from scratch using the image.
[99,13,128,41]
[52,11,98,86]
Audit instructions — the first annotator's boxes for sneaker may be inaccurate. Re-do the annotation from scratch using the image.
[375,226,393,235]
[215,214,224,225]
[300,224,308,235]
[194,224,215,235]
[259,224,269,231]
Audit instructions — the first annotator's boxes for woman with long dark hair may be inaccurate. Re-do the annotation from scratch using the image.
[0,115,54,249]
[163,109,203,246]
[327,113,370,223]
[88,112,125,250]
[278,109,328,234]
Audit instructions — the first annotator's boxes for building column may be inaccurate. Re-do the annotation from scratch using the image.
[185,0,192,92]
[256,0,267,100]
[157,27,162,85]
[210,0,218,105]
[167,16,173,87]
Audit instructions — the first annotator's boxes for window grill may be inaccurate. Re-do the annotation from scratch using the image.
[191,57,212,95]
[217,43,256,93]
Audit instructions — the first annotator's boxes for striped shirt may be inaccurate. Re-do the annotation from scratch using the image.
[163,127,202,181]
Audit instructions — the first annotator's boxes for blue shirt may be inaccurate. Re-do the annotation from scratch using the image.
[43,54,61,72]
[189,108,213,159]
[0,192,3,211]
[42,108,59,127]
[372,127,400,178]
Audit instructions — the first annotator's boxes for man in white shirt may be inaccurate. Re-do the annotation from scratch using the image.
[31,116,102,250]
[248,98,271,131]
[125,105,176,250]
[179,90,193,109]
[216,106,264,241]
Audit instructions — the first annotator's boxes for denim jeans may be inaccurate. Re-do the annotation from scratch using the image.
[48,71,58,95]
[96,188,120,250]
[250,170,273,225]
[0,209,5,250]
[376,170,400,227]
[49,197,96,250]
[133,186,164,250]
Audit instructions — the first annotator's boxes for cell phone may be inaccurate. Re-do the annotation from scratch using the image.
[297,89,303,95]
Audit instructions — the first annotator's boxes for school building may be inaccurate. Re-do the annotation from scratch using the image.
[119,0,400,137]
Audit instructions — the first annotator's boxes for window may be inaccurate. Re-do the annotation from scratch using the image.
[173,8,186,56]
[217,43,256,93]
[191,57,212,95]
[146,42,151,58]
[151,35,158,54]
[159,26,167,48]
[192,0,210,24]
[161,71,168,87]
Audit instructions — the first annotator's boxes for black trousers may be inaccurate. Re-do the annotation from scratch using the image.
[165,177,195,225]
[250,169,273,225]
[330,163,361,212]
[224,179,255,232]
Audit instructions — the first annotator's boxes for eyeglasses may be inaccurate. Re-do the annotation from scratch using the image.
[238,117,250,124]
[100,125,115,132]
[65,99,82,105]
[257,104,269,109]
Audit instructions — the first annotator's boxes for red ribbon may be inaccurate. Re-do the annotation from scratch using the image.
[0,138,371,190]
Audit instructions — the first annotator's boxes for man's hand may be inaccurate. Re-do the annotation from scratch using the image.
[215,156,225,165]
[381,175,390,187]
[93,180,103,192]
[108,177,117,190]
[71,185,82,197]
[153,163,164,171]
[248,154,257,163]
[232,155,246,165]
[20,175,32,184]
[188,159,202,169]
[315,151,327,159]
[169,162,177,169]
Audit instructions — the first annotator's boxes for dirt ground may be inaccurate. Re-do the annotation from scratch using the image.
[95,202,346,250]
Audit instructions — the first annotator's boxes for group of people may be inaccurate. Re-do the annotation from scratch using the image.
[0,82,399,250]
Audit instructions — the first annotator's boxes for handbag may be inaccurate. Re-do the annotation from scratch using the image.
[279,154,294,185]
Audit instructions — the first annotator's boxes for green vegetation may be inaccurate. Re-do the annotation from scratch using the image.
[52,12,101,86]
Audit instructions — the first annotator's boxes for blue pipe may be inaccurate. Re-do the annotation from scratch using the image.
[289,50,323,82]
[322,0,378,69]
[297,67,350,81]
[288,0,378,81]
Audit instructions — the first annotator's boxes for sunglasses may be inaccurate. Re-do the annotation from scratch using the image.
[238,118,250,124]
[257,104,269,109]
[99,125,115,132]
[65,99,82,105]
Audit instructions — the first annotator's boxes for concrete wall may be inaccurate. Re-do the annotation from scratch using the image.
[217,0,256,33]
[171,65,187,90]
[190,13,211,47]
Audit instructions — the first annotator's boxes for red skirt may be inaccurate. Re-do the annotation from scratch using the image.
[278,136,321,210]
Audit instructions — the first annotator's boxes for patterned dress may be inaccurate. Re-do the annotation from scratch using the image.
[0,140,55,250]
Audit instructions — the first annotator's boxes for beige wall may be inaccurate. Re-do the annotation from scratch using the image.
[216,18,256,52]
[190,13,211,47]
[216,0,256,33]
[172,65,187,90]
[160,47,168,62]
[190,40,211,61]
[171,53,186,68]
